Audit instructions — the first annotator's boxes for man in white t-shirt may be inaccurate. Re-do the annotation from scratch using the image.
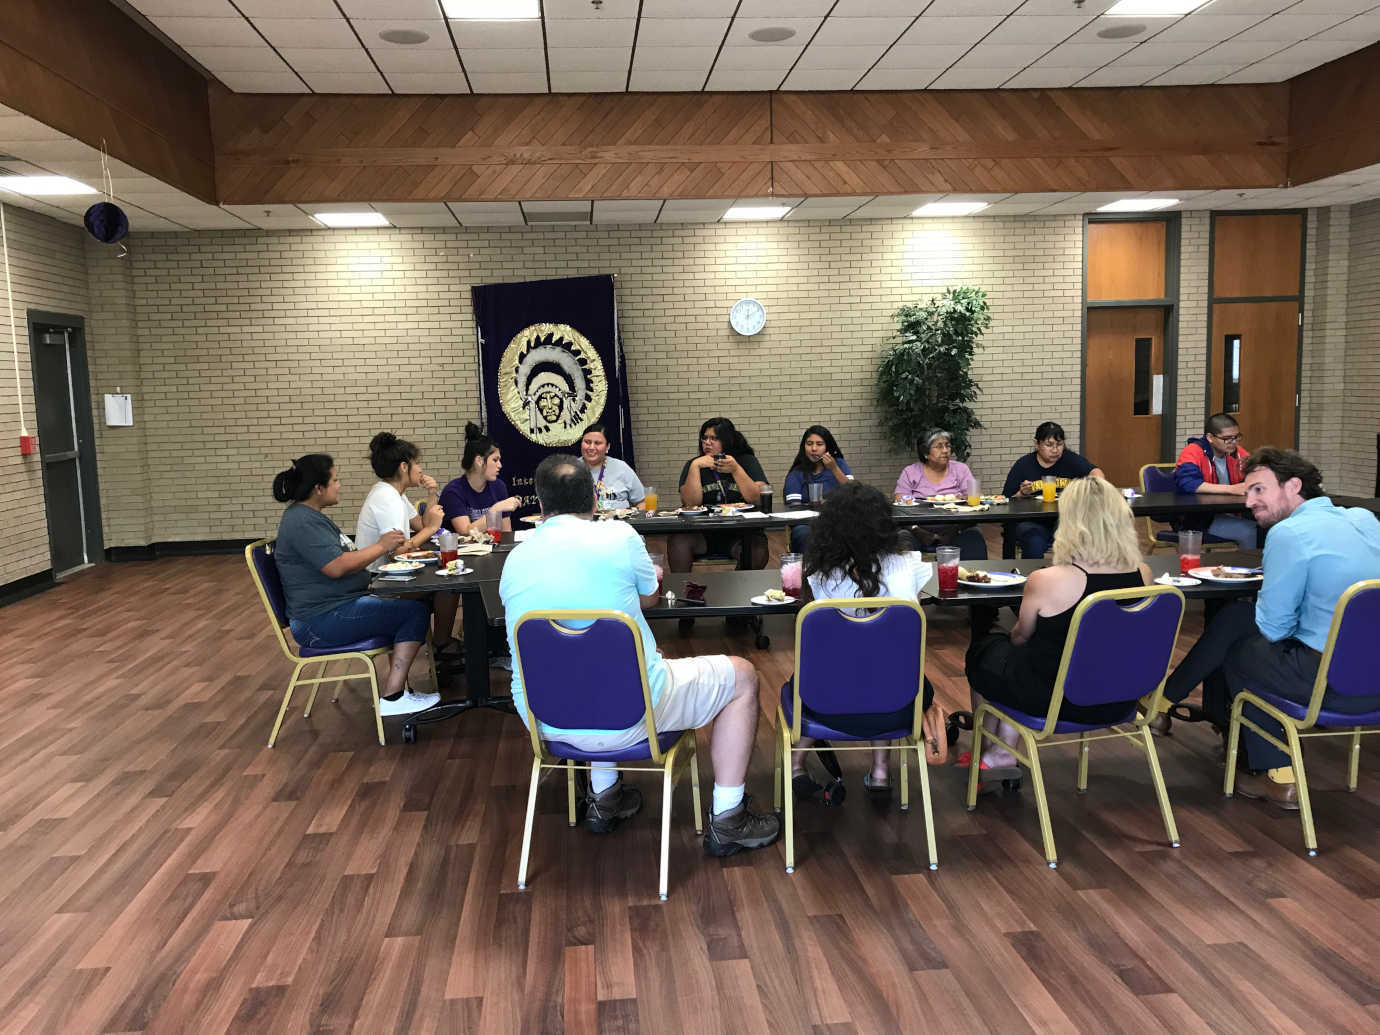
[501,455,779,854]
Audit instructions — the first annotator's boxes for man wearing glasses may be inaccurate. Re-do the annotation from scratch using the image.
[1173,412,1259,550]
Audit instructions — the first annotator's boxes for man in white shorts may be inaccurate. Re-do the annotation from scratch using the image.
[500,455,779,855]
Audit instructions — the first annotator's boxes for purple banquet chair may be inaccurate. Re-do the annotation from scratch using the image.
[1138,463,1234,553]
[774,597,937,873]
[967,585,1186,868]
[1225,579,1380,856]
[512,610,702,901]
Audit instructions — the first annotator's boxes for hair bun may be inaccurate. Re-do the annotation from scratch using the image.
[369,431,397,455]
[464,421,484,440]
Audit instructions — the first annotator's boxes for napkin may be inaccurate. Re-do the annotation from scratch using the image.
[774,509,819,519]
[455,543,493,556]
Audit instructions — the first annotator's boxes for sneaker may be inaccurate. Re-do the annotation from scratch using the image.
[583,778,643,834]
[703,797,781,856]
[378,689,441,716]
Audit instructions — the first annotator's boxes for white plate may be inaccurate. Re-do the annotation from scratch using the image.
[435,565,474,576]
[678,507,708,516]
[893,501,921,508]
[378,560,423,574]
[396,551,438,563]
[750,594,796,606]
[956,570,1027,589]
[1188,565,1263,583]
[1155,574,1201,587]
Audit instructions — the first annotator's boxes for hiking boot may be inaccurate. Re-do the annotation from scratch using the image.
[583,778,643,834]
[703,797,780,856]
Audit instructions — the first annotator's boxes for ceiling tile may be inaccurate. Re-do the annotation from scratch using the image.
[545,0,639,16]
[467,71,549,92]
[221,204,321,228]
[1270,38,1373,62]
[148,16,264,47]
[875,43,969,67]
[299,71,390,92]
[0,115,67,141]
[355,20,453,49]
[449,19,544,48]
[1075,65,1151,85]
[1150,14,1273,43]
[544,19,637,47]
[733,195,803,207]
[713,45,803,70]
[549,70,629,91]
[855,67,944,88]
[1233,13,1350,41]
[460,48,546,72]
[642,0,737,15]
[636,18,732,46]
[922,0,1019,15]
[547,47,631,71]
[8,139,101,161]
[1036,191,1145,213]
[375,203,459,225]
[1063,17,1170,44]
[784,196,872,218]
[277,47,376,73]
[930,66,1022,88]
[338,0,446,15]
[705,68,789,90]
[793,44,891,70]
[1114,41,1206,65]
[254,18,362,48]
[445,201,523,223]
[811,16,913,45]
[1184,39,1291,63]
[628,69,706,90]
[1039,41,1138,67]
[127,0,240,15]
[723,18,824,46]
[961,43,1051,67]
[184,45,292,71]
[369,49,463,73]
[1197,0,1298,16]
[1015,0,1115,12]
[592,200,663,222]
[1313,12,1380,39]
[211,69,306,91]
[845,194,940,216]
[1217,62,1312,81]
[658,198,732,220]
[385,72,471,92]
[1285,0,1375,16]
[831,0,930,12]
[899,16,1004,45]
[984,15,1094,45]
[235,0,338,14]
[1002,66,1085,87]
[739,0,834,14]
[780,68,867,89]
[634,46,719,70]
[1147,63,1237,84]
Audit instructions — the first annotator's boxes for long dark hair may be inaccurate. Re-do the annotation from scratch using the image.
[273,454,333,503]
[462,421,498,472]
[695,416,754,459]
[803,482,901,599]
[789,424,844,474]
[369,431,419,479]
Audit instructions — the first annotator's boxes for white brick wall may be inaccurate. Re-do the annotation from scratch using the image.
[1344,200,1380,497]
[1301,206,1351,485]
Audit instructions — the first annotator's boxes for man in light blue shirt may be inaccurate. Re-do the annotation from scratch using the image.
[1165,449,1380,807]
[500,455,779,855]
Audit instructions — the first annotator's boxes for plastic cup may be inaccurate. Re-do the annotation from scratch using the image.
[780,552,803,595]
[936,545,960,594]
[966,477,981,508]
[808,482,824,505]
[1041,476,1057,502]
[486,527,502,545]
[438,530,458,567]
[643,486,658,512]
[1178,529,1202,575]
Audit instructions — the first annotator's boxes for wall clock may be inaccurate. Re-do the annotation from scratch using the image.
[729,297,766,336]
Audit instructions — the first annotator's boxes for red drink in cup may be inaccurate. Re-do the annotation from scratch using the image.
[936,546,960,595]
[780,553,803,596]
[1178,530,1202,577]
[487,527,502,545]
[1179,553,1201,575]
[439,548,459,567]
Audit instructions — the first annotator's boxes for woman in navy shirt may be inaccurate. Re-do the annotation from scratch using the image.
[783,425,852,553]
[439,423,522,534]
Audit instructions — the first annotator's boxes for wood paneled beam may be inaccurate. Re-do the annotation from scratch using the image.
[1288,42,1380,186]
[0,0,214,201]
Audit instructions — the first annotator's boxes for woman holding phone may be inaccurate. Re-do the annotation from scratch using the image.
[670,417,768,572]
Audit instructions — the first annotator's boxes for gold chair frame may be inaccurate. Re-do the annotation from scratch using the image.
[1138,462,1239,555]
[512,610,702,901]
[772,597,937,874]
[1224,578,1380,857]
[246,538,435,747]
[967,585,1186,868]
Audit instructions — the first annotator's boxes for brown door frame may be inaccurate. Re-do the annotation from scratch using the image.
[1204,209,1307,446]
[1080,212,1182,466]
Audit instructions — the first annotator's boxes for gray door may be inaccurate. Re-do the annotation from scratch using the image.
[30,319,102,575]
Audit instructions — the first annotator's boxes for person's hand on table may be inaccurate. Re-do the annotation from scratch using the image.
[378,529,407,555]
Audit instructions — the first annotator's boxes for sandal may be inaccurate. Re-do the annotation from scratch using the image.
[862,771,891,795]
[792,771,825,802]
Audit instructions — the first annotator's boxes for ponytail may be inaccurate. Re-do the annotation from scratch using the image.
[273,453,333,503]
[462,421,497,472]
[369,431,420,479]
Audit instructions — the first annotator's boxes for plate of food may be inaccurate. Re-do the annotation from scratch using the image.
[595,507,641,521]
[1188,565,1264,583]
[893,496,921,507]
[936,502,991,513]
[435,562,473,576]
[678,506,708,516]
[719,502,752,511]
[396,550,438,563]
[957,568,1026,589]
[926,493,962,503]
[379,560,424,574]
[751,590,796,606]
[981,495,1010,505]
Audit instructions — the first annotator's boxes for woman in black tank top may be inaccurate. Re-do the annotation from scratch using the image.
[965,477,1151,769]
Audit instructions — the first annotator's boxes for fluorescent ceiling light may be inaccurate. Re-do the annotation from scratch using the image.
[912,201,988,216]
[0,175,97,196]
[1097,198,1180,212]
[723,205,792,220]
[312,211,391,228]
[441,0,539,18]
[1104,0,1210,16]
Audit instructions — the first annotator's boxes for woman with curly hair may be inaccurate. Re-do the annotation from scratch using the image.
[964,476,1150,774]
[787,481,936,800]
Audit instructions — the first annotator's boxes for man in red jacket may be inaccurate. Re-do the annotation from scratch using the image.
[1173,413,1259,550]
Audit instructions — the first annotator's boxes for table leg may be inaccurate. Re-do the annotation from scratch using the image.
[403,591,515,742]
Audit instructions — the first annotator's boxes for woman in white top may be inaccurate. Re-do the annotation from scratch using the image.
[580,422,647,510]
[790,482,938,801]
[355,431,457,651]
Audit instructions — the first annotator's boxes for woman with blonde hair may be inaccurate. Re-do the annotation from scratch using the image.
[962,476,1150,773]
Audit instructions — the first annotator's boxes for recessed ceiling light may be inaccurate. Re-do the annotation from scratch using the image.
[748,26,796,43]
[1097,22,1146,38]
[723,205,792,220]
[440,0,539,18]
[0,175,97,196]
[379,28,431,44]
[1097,198,1181,212]
[913,201,988,217]
[312,211,391,228]
[1105,0,1210,16]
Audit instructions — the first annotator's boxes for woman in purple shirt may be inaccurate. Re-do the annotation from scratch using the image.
[439,423,522,534]
[895,429,987,559]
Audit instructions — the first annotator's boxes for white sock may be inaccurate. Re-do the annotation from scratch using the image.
[589,763,618,794]
[712,783,744,816]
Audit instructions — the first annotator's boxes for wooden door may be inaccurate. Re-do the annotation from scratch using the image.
[1210,300,1299,450]
[1084,307,1165,488]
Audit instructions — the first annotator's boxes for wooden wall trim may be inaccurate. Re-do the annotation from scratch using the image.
[1288,42,1380,187]
[0,0,214,201]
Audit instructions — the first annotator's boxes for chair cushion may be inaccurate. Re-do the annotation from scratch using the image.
[298,636,392,658]
[999,703,1137,734]
[545,728,685,762]
[779,686,912,742]
[1251,690,1380,727]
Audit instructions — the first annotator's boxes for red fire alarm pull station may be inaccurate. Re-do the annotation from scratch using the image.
[19,433,36,455]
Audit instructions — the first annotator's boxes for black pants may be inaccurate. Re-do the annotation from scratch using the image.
[900,526,987,560]
[1002,520,1054,559]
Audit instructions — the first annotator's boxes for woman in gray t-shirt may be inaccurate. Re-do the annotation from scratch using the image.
[580,421,646,510]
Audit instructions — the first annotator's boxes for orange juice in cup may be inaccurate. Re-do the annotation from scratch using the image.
[966,478,981,508]
[643,485,658,511]
[1041,476,1057,502]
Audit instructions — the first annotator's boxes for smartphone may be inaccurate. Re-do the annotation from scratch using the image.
[713,453,726,461]
[377,574,417,582]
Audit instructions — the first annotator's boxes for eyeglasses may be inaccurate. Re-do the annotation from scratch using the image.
[1212,432,1242,443]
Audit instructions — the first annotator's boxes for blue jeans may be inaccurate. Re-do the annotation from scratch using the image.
[1208,514,1259,550]
[1003,521,1053,559]
[291,595,430,650]
[789,523,811,554]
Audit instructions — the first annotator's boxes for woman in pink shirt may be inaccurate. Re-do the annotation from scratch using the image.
[895,430,987,559]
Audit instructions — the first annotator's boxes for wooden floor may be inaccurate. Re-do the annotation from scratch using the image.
[3,544,1380,1034]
